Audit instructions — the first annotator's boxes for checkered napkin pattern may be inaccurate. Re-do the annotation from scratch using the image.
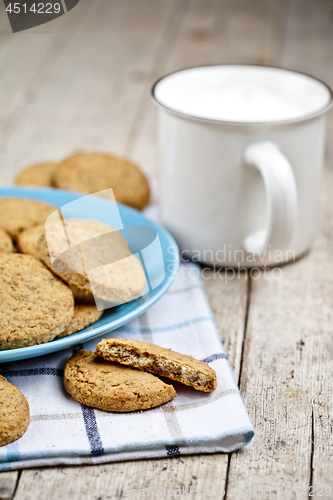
[0,261,254,471]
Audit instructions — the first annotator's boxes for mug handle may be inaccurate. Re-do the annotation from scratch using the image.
[243,141,298,255]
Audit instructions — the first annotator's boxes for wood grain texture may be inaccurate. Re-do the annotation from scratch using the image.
[307,170,333,489]
[225,1,333,496]
[280,2,333,490]
[0,472,18,500]
[0,1,66,135]
[12,456,229,500]
[226,170,333,497]
[0,0,177,183]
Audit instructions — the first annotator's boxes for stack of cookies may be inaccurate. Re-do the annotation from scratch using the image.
[0,197,148,351]
[15,152,150,210]
[0,197,77,350]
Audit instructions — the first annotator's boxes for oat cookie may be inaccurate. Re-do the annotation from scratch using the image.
[23,221,93,301]
[64,350,176,412]
[0,198,55,239]
[17,226,103,334]
[0,229,14,253]
[0,253,74,350]
[54,153,150,210]
[0,375,30,447]
[17,223,44,260]
[58,304,103,338]
[38,229,94,302]
[96,338,217,392]
[38,218,147,304]
[15,162,58,187]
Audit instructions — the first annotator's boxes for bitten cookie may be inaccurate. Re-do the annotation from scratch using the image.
[15,162,58,187]
[57,304,103,338]
[0,229,14,253]
[0,198,54,239]
[96,338,217,392]
[0,375,30,447]
[64,350,176,412]
[0,253,74,350]
[37,218,147,304]
[54,153,150,210]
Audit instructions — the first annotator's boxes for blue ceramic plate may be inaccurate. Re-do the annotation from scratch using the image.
[0,187,179,363]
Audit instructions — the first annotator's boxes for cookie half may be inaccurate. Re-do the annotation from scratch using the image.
[0,198,55,239]
[57,304,103,338]
[0,253,74,350]
[0,229,14,253]
[0,375,30,447]
[96,338,217,392]
[15,162,58,187]
[38,218,147,304]
[54,153,150,210]
[64,350,176,412]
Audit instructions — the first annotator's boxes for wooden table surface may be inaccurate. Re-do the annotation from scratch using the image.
[1,0,333,498]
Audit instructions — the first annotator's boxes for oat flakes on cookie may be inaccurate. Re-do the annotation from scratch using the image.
[0,229,14,253]
[64,350,176,412]
[54,153,150,210]
[38,218,147,304]
[15,162,58,187]
[0,253,74,350]
[96,338,217,392]
[0,198,54,239]
[0,375,30,447]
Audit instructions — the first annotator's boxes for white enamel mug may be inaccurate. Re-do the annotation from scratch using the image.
[152,65,333,267]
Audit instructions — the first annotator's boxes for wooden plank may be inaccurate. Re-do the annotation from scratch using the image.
[305,172,333,488]
[0,0,96,184]
[226,0,333,495]
[282,0,333,82]
[281,0,333,152]
[227,258,314,495]
[226,170,333,497]
[0,1,80,140]
[13,455,228,500]
[279,1,333,489]
[0,472,18,500]
[0,0,177,184]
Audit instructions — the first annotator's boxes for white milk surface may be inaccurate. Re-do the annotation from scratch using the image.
[154,66,330,123]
